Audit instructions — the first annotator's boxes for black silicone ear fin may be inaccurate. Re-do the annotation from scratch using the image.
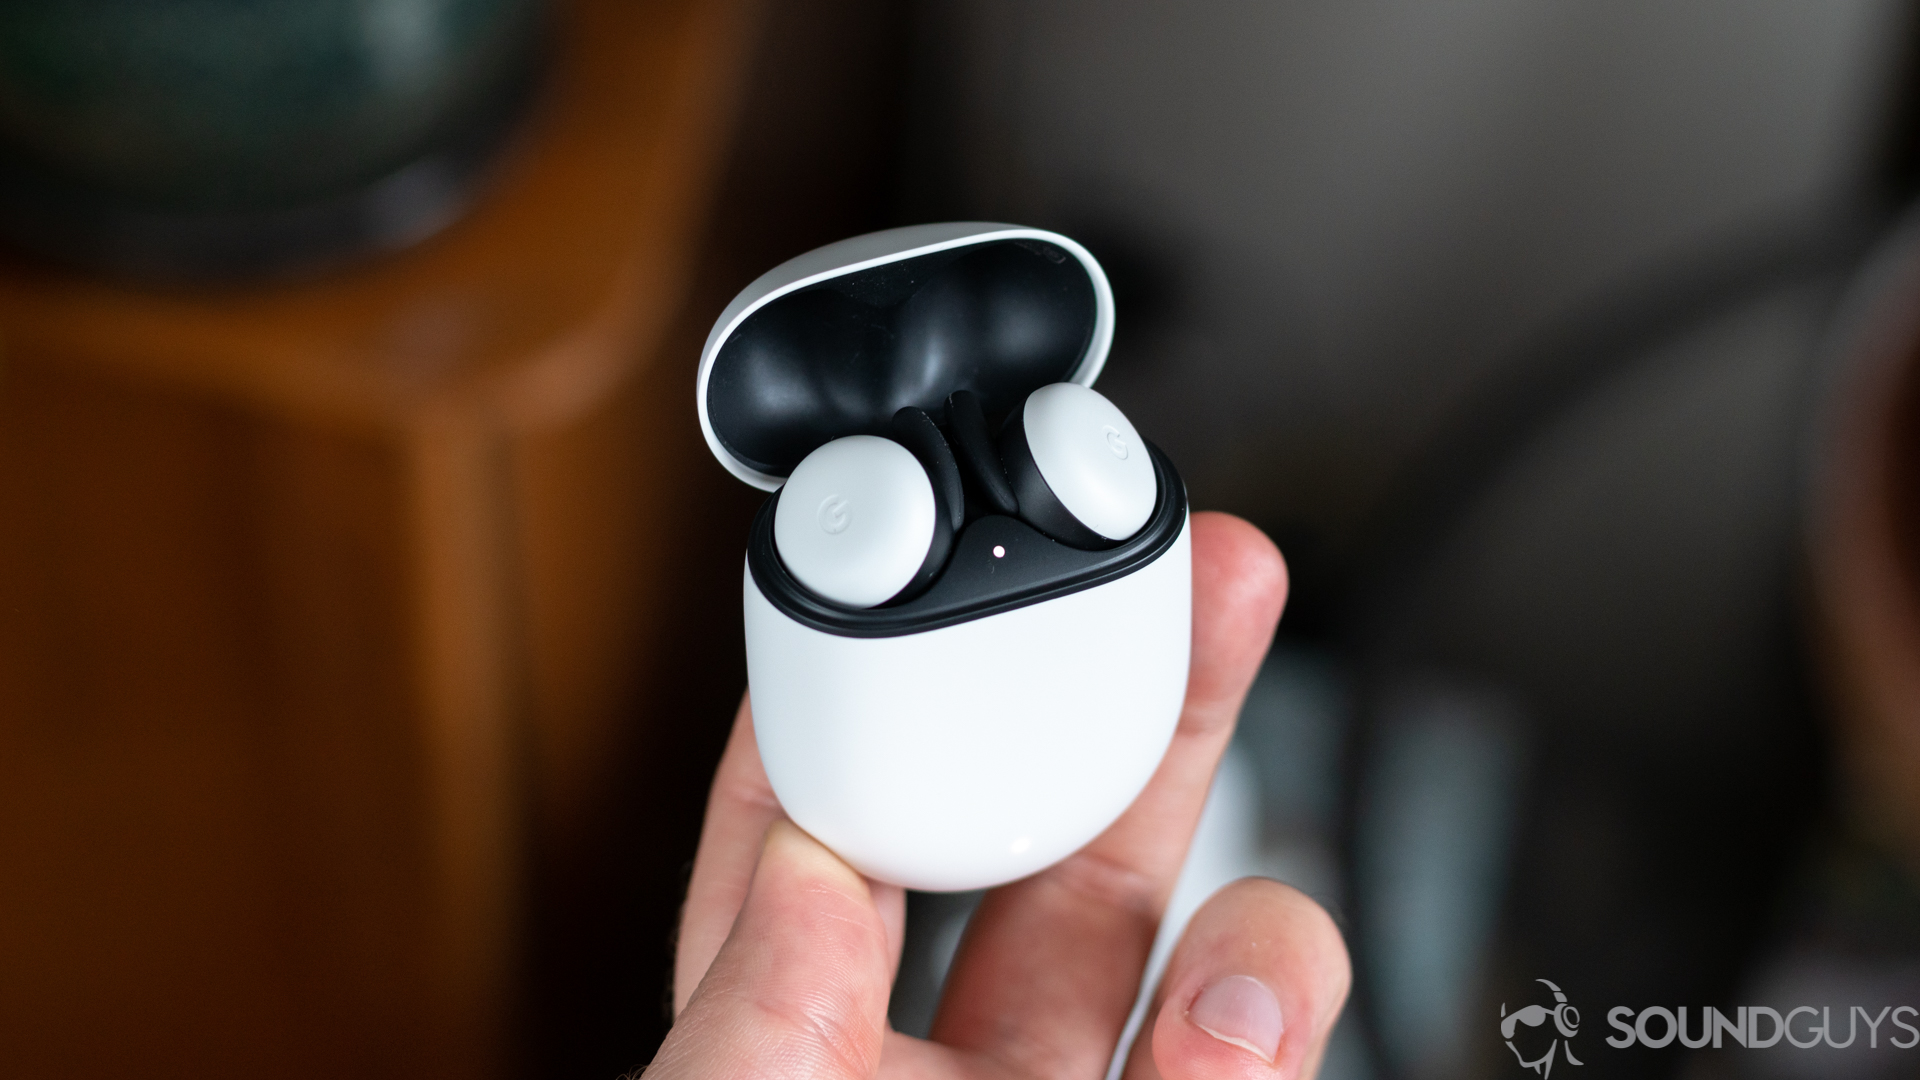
[997,406,1110,549]
[889,406,966,532]
[944,390,1020,516]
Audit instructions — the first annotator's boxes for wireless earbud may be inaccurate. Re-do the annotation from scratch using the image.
[999,382,1157,547]
[774,434,938,608]
[771,407,962,609]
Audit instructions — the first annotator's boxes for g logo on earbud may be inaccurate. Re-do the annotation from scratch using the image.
[817,495,852,534]
[1103,425,1129,460]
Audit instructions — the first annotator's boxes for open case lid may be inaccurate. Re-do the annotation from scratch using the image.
[697,223,1115,490]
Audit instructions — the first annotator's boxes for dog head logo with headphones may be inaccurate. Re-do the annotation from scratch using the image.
[1502,979,1583,1077]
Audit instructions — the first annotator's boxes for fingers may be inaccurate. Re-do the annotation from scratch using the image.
[1080,513,1291,897]
[933,513,1288,1076]
[1126,879,1351,1080]
[673,695,911,1014]
[674,695,783,1013]
[673,511,1289,1080]
[650,822,895,1080]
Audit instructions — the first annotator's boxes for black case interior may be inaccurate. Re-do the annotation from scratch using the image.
[706,239,1099,478]
[714,234,1185,638]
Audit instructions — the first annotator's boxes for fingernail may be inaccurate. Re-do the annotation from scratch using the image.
[1189,974,1284,1064]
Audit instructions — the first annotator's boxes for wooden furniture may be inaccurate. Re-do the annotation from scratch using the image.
[1814,226,1920,883]
[0,1,755,1076]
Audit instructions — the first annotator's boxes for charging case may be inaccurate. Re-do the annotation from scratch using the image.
[697,223,1192,891]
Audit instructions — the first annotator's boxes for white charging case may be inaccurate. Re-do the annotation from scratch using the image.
[697,223,1192,891]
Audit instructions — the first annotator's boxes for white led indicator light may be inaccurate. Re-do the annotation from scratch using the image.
[992,545,1006,558]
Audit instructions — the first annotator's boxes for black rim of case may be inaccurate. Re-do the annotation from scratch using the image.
[748,442,1186,638]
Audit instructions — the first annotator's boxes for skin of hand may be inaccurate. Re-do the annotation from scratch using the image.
[651,512,1352,1080]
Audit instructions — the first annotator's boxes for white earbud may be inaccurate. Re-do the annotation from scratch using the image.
[1001,383,1157,545]
[774,435,939,608]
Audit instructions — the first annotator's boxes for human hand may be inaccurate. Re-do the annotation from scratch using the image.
[651,512,1351,1080]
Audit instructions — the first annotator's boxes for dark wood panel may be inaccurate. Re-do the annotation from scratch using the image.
[0,0,757,1075]
[0,361,434,1078]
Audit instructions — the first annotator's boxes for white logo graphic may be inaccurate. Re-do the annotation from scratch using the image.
[1502,979,1583,1078]
[1102,425,1129,459]
[817,495,851,534]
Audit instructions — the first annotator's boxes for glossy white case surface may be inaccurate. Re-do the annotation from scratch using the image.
[745,515,1192,891]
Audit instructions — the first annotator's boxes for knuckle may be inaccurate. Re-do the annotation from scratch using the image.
[1046,848,1163,924]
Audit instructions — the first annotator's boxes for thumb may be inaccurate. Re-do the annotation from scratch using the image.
[648,821,894,1080]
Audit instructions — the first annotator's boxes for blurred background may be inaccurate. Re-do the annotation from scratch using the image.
[3,1,1920,1078]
